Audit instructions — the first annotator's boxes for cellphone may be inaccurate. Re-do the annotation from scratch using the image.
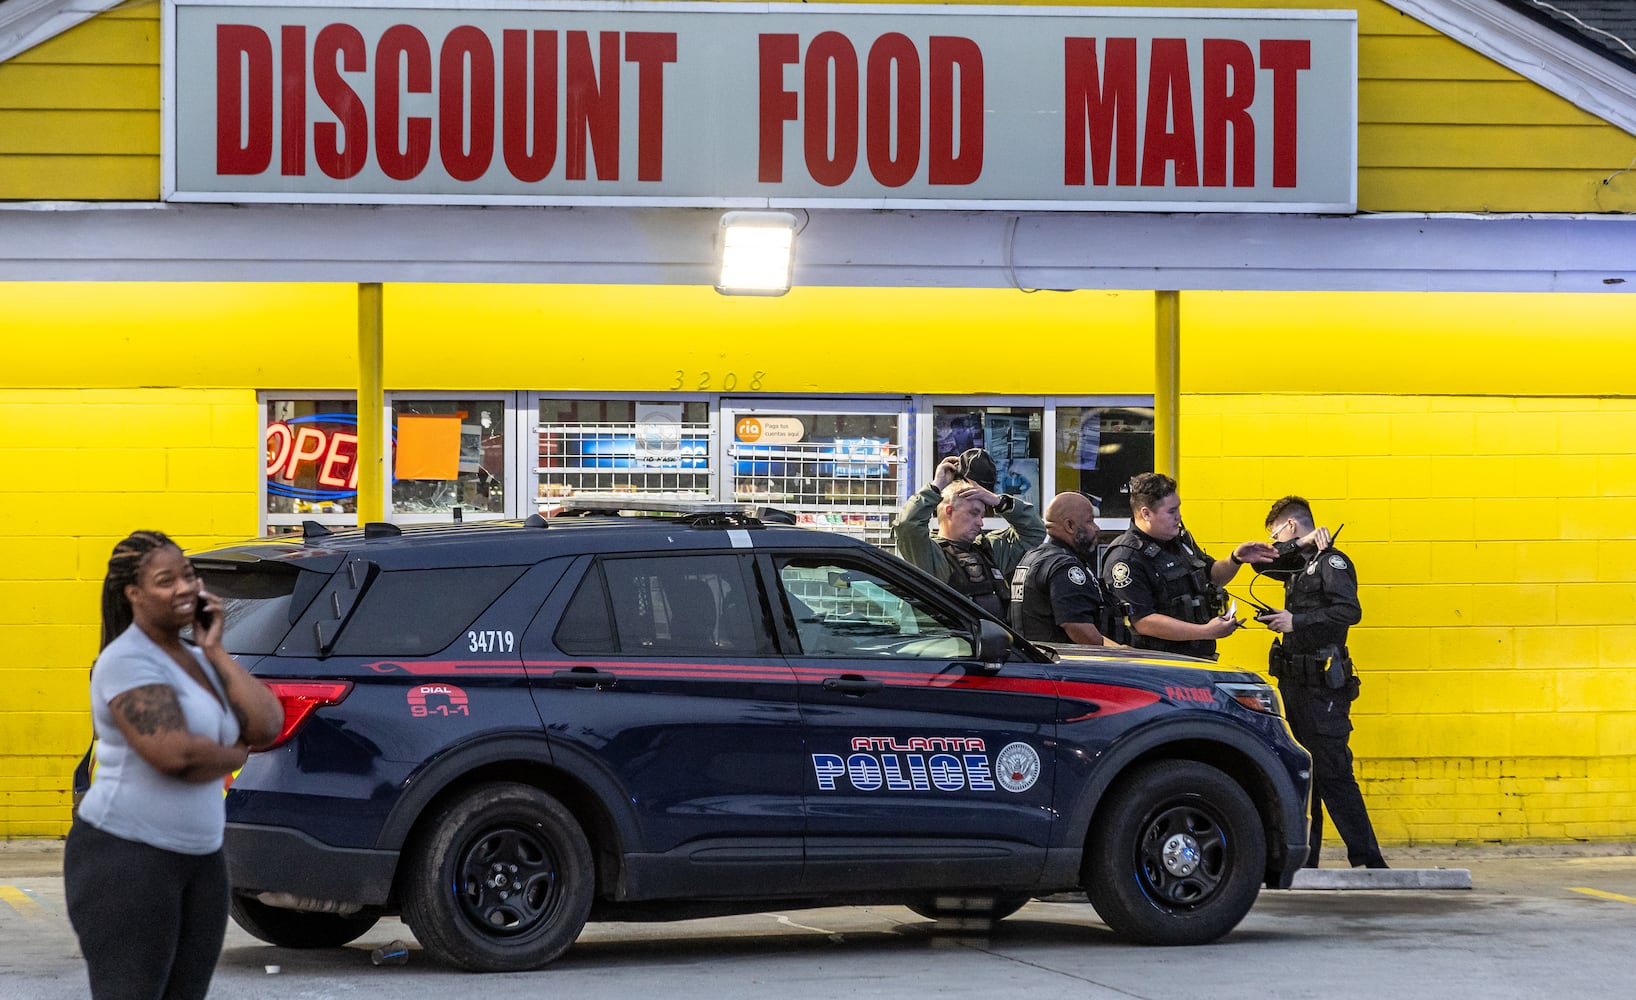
[195,595,215,631]
[1225,599,1237,620]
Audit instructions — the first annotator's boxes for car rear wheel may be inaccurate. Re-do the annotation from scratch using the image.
[401,782,594,971]
[228,894,381,949]
[1085,760,1265,945]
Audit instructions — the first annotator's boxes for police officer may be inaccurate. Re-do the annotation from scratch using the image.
[1100,472,1276,659]
[1011,492,1109,645]
[893,450,1045,619]
[1255,496,1388,869]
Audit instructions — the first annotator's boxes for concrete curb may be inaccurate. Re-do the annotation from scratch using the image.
[1290,868,1473,890]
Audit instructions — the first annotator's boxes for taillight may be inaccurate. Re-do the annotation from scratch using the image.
[258,681,353,750]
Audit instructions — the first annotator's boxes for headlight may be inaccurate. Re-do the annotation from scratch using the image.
[1217,681,1281,716]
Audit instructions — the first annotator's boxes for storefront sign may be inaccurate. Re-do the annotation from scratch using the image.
[266,413,360,498]
[168,2,1356,211]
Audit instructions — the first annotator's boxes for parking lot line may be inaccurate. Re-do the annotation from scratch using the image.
[1568,887,1636,905]
[0,885,42,917]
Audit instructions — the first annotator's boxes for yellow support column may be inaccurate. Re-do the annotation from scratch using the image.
[357,282,385,524]
[1153,290,1180,478]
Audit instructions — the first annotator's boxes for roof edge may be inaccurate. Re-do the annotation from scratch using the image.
[1384,0,1636,137]
[1,0,132,64]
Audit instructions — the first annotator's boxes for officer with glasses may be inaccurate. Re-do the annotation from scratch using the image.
[1254,495,1388,870]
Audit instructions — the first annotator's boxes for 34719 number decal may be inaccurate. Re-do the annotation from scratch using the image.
[468,630,514,653]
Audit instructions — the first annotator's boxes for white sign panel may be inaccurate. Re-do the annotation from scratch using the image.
[166,1,1358,211]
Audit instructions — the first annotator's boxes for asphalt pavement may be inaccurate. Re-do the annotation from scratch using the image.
[2,842,1633,1000]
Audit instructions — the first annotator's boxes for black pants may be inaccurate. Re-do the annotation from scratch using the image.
[64,818,230,1000]
[1278,677,1386,868]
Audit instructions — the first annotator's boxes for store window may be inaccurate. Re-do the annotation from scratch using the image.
[1053,406,1154,519]
[535,397,712,504]
[390,398,508,521]
[264,397,359,531]
[931,405,1045,508]
[720,402,906,547]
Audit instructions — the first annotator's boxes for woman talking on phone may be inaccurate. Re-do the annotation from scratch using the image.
[65,530,283,1000]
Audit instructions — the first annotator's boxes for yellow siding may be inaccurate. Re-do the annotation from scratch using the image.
[2,0,1634,209]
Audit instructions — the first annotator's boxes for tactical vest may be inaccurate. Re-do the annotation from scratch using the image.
[1104,529,1223,657]
[935,537,1007,619]
[1009,542,1081,642]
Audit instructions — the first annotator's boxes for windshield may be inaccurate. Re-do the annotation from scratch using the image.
[192,560,327,655]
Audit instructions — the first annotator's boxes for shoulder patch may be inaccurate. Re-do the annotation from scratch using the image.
[1068,566,1087,586]
[1110,562,1132,588]
[1327,554,1348,570]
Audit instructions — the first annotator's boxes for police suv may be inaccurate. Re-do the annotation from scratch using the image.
[201,501,1312,971]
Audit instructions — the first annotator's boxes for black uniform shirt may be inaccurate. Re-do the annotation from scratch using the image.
[1010,537,1104,643]
[1257,544,1362,654]
[1100,526,1217,658]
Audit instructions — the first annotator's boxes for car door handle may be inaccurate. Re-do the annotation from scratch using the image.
[551,668,616,689]
[822,675,883,695]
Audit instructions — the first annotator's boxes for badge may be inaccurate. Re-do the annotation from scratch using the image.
[996,742,1041,793]
[1328,554,1348,570]
[1068,566,1087,586]
[1110,562,1132,588]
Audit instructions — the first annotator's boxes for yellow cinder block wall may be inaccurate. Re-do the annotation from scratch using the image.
[0,389,264,836]
[4,286,1635,846]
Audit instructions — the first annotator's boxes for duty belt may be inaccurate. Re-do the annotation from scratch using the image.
[1270,644,1351,688]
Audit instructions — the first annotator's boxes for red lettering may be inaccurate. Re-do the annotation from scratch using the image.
[280,26,306,175]
[502,30,558,182]
[216,25,273,175]
[758,34,800,183]
[865,33,919,188]
[289,428,328,480]
[625,32,676,182]
[928,36,982,186]
[313,24,368,180]
[566,31,619,181]
[1063,37,1137,187]
[376,25,432,181]
[319,431,359,489]
[439,26,496,182]
[265,423,293,477]
[1202,39,1255,188]
[804,31,859,187]
[1140,38,1197,187]
[1260,39,1310,188]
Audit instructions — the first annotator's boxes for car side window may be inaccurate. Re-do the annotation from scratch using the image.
[331,566,526,656]
[776,558,974,659]
[555,554,772,657]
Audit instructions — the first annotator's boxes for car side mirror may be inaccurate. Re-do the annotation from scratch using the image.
[974,619,1011,672]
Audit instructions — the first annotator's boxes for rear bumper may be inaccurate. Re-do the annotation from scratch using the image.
[225,823,399,908]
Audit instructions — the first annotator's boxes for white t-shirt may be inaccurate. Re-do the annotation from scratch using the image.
[78,626,241,855]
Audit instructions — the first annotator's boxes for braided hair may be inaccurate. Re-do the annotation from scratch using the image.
[100,530,180,650]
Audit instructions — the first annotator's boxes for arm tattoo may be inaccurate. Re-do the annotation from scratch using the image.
[111,684,186,737]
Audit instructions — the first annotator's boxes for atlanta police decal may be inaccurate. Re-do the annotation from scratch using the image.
[996,742,1041,793]
[811,737,1040,794]
[1110,562,1132,588]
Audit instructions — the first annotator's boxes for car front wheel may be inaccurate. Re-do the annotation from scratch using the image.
[401,782,594,971]
[1085,760,1265,945]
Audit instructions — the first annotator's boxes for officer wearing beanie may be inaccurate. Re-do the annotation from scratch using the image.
[1100,472,1276,660]
[1255,495,1388,869]
[893,448,1045,619]
[1010,492,1111,645]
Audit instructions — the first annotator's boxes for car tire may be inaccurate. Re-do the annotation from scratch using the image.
[905,894,1031,924]
[1085,760,1265,946]
[401,782,594,972]
[228,894,381,949]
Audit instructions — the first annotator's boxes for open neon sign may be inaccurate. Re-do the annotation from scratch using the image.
[265,413,360,500]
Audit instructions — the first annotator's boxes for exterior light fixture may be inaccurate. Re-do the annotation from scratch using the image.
[716,210,798,295]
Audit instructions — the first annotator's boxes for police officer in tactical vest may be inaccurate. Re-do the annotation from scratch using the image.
[1011,492,1111,645]
[893,449,1046,619]
[1100,472,1276,659]
[1254,495,1388,869]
